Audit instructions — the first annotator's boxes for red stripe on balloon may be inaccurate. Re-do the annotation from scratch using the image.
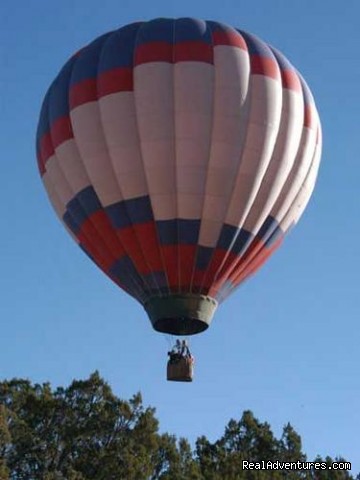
[215,252,244,281]
[281,69,302,92]
[98,67,134,97]
[174,41,213,63]
[38,116,74,176]
[304,104,316,129]
[250,55,280,80]
[226,239,266,285]
[133,222,163,272]
[134,40,214,65]
[212,30,247,49]
[70,78,98,109]
[72,211,154,280]
[115,226,152,275]
[135,41,173,65]
[232,237,283,287]
[51,115,74,149]
[89,210,124,257]
[76,212,124,272]
[208,237,267,296]
[39,131,54,173]
[201,249,237,290]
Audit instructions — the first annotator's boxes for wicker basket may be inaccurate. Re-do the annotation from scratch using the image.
[167,356,194,382]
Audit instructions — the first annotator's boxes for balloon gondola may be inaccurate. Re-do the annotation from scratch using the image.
[36,18,321,381]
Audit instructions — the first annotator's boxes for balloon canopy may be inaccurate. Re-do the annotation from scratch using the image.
[36,18,322,335]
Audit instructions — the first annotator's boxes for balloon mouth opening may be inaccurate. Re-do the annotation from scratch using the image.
[152,316,209,335]
[144,293,218,336]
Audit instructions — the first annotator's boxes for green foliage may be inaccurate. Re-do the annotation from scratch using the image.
[0,373,355,479]
[0,373,166,479]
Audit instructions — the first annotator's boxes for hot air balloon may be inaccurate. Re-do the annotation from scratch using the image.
[36,18,321,381]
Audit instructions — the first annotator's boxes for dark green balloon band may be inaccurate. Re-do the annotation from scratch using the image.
[144,294,218,335]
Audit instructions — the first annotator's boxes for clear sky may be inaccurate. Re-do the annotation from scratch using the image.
[2,0,359,474]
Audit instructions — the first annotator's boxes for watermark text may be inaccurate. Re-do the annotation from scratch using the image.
[242,460,351,471]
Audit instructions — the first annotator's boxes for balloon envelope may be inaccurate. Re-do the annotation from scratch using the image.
[36,18,322,335]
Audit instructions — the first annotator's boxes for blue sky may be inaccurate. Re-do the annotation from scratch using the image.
[2,0,360,474]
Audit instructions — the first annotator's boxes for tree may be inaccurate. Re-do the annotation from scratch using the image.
[0,372,179,479]
[0,405,10,479]
[194,411,354,480]
[0,373,356,479]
